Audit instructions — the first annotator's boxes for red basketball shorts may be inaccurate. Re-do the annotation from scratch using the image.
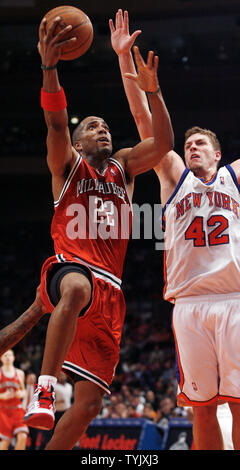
[40,255,126,394]
[0,407,28,440]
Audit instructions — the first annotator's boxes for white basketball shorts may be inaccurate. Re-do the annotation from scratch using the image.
[172,293,240,406]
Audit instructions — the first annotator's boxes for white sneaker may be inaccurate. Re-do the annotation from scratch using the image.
[24,384,55,430]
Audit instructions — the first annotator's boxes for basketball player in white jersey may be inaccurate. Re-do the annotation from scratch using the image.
[110,9,240,450]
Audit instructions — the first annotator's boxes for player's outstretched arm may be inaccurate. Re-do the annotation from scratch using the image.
[38,16,78,187]
[117,46,174,177]
[109,9,153,141]
[0,287,47,356]
[110,10,184,193]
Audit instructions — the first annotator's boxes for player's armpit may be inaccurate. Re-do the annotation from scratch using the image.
[154,150,185,182]
[229,159,240,185]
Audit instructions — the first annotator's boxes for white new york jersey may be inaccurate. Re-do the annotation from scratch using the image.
[163,164,240,302]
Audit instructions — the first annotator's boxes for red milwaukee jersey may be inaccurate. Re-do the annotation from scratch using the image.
[0,367,22,408]
[51,155,132,280]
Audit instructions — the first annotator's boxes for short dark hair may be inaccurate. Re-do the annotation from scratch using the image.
[72,122,85,145]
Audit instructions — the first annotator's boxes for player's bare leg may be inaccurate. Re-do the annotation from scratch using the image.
[24,272,92,430]
[193,404,224,450]
[14,431,27,450]
[0,438,10,450]
[40,271,92,377]
[228,402,240,449]
[45,380,104,450]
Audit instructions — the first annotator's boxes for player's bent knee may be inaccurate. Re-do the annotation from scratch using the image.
[76,396,102,421]
[60,278,91,315]
[88,399,102,420]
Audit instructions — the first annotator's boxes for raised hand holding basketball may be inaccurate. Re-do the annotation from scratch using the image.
[38,16,76,68]
[124,46,159,93]
[38,6,93,63]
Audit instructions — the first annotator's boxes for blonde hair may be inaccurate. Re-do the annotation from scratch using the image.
[185,126,221,152]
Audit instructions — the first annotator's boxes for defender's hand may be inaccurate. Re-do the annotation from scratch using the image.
[124,46,159,93]
[109,9,141,56]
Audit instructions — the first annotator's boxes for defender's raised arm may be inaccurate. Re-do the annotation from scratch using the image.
[115,45,174,178]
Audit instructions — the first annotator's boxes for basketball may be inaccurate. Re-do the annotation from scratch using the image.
[40,5,93,60]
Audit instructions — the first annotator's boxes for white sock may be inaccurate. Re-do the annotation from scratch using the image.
[38,375,57,390]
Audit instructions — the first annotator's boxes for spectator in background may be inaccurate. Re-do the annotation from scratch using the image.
[161,358,175,386]
[22,372,36,411]
[55,372,73,425]
[160,397,175,416]
[142,403,156,421]
[115,402,128,419]
[145,390,158,412]
[156,397,176,429]
[126,404,141,418]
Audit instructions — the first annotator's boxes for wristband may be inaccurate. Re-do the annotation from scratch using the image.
[146,86,160,95]
[41,63,57,71]
[41,86,67,112]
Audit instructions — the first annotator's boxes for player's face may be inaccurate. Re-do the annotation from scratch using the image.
[77,117,112,158]
[184,133,221,176]
[0,349,14,366]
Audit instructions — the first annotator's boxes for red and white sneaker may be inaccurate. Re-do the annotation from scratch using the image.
[24,384,55,430]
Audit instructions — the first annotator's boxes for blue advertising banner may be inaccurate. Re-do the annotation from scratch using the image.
[76,418,192,450]
[77,418,164,450]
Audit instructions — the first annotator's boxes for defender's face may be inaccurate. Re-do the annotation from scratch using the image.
[184,133,221,175]
[76,116,112,158]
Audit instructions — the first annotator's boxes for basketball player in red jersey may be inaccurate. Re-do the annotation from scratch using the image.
[110,9,240,450]
[23,16,174,449]
[0,349,28,450]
